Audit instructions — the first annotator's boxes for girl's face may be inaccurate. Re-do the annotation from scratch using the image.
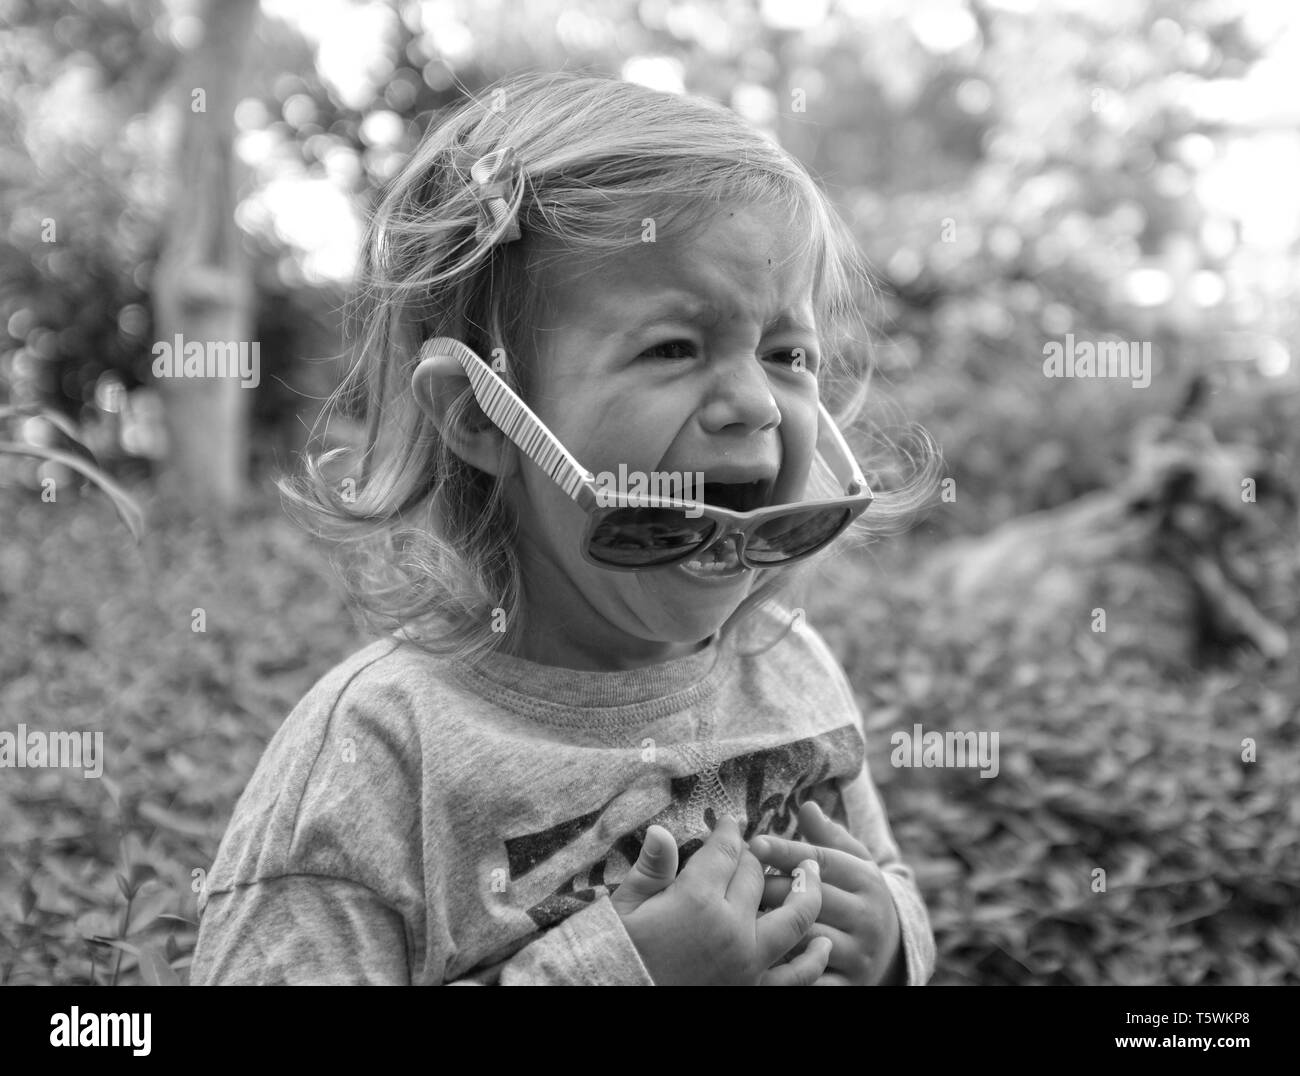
[504,202,822,669]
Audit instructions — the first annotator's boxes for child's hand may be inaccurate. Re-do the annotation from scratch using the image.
[611,815,831,986]
[750,801,905,985]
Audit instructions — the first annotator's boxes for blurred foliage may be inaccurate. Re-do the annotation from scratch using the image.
[0,404,145,538]
[0,487,361,984]
[3,0,1297,529]
[811,539,1300,986]
[2,487,1296,984]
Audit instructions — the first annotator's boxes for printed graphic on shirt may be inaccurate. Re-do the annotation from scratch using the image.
[504,724,864,930]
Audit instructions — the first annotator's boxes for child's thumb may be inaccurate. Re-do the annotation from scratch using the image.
[612,825,678,910]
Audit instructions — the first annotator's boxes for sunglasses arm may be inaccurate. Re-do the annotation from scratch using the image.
[816,402,872,499]
[419,338,603,510]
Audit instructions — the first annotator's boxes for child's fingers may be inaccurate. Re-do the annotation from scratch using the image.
[611,824,679,913]
[749,833,869,892]
[806,922,855,971]
[677,814,747,895]
[813,972,854,986]
[796,801,873,861]
[758,936,832,986]
[764,921,859,983]
[761,875,860,931]
[754,858,822,967]
[723,845,766,912]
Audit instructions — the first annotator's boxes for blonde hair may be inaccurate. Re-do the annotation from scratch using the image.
[279,71,938,663]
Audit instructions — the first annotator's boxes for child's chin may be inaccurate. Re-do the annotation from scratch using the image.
[638,577,754,641]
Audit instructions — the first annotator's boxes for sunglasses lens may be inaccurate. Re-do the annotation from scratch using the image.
[588,508,718,567]
[745,507,852,564]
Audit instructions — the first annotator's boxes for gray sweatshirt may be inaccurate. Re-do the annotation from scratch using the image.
[191,608,936,985]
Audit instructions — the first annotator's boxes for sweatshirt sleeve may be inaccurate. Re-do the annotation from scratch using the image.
[447,896,656,986]
[194,877,655,985]
[190,651,663,987]
[191,874,413,985]
[840,763,936,986]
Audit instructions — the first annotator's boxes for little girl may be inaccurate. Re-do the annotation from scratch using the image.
[191,71,936,986]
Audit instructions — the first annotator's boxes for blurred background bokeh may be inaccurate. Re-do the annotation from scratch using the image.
[2,0,1297,986]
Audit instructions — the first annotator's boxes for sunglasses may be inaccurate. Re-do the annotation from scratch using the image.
[420,337,874,571]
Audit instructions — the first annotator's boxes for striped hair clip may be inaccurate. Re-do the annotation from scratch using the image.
[469,147,523,244]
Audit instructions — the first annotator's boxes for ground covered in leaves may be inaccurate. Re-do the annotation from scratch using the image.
[2,481,1297,985]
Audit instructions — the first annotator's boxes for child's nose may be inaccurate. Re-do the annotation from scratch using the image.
[701,358,781,433]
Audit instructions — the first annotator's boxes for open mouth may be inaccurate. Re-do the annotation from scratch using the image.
[699,480,771,513]
[679,544,747,576]
[674,480,773,578]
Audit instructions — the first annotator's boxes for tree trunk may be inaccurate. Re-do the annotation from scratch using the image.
[151,0,259,513]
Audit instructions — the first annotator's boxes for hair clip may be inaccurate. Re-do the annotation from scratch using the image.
[469,147,523,244]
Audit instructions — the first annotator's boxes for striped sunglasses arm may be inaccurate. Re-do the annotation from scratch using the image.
[816,401,872,499]
[419,338,596,504]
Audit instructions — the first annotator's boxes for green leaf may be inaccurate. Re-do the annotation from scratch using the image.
[129,863,158,889]
[135,944,181,986]
[100,938,139,958]
[137,800,219,839]
[0,441,145,540]
[126,886,174,936]
[75,910,118,941]
[19,881,37,921]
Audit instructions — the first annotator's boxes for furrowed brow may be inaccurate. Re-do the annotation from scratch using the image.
[764,311,816,336]
[622,293,717,335]
[619,295,814,337]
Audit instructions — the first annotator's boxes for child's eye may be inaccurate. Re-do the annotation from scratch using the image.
[640,339,697,360]
[771,347,819,372]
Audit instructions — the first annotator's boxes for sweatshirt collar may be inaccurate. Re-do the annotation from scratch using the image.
[445,633,732,722]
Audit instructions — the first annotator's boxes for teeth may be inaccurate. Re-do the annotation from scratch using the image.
[682,545,744,573]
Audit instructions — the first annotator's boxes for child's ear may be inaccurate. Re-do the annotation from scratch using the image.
[410,350,516,479]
